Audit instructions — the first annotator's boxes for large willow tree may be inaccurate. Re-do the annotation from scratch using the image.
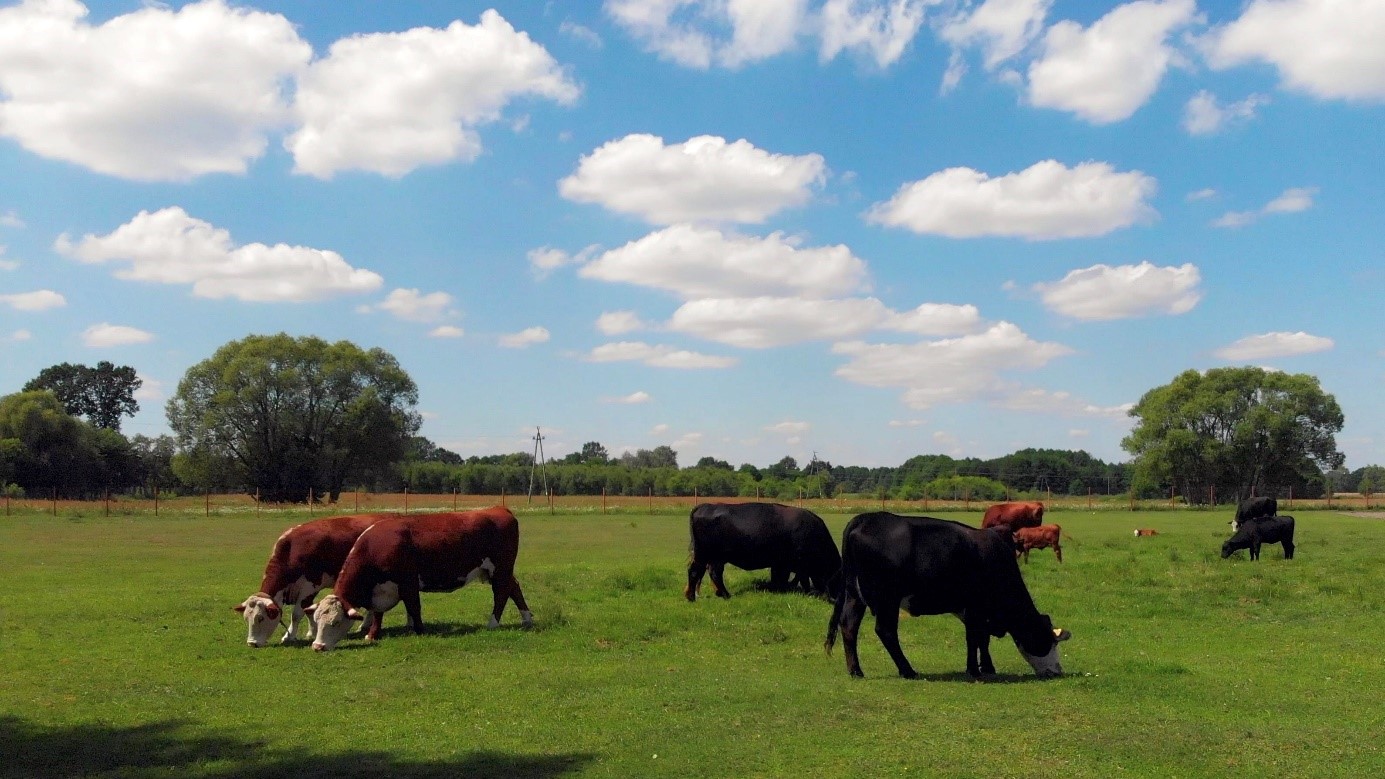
[167,334,420,503]
[1122,367,1344,504]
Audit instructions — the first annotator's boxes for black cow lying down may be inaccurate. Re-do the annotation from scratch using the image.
[826,512,1071,679]
[685,502,841,601]
[1222,515,1295,561]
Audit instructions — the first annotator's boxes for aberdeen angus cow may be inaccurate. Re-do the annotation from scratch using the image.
[980,501,1045,531]
[1232,496,1277,531]
[1222,515,1295,561]
[826,512,1071,679]
[308,507,532,651]
[1013,524,1065,563]
[685,502,841,601]
[234,513,392,648]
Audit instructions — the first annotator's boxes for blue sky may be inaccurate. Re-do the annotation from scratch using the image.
[0,0,1381,470]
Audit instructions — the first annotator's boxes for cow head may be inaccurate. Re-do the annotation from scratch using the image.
[307,594,363,652]
[1011,615,1071,677]
[233,593,282,648]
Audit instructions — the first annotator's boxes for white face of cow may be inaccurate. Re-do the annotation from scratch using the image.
[234,593,281,648]
[1013,628,1071,677]
[309,594,362,652]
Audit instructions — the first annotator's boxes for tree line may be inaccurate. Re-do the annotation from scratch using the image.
[1,334,1369,504]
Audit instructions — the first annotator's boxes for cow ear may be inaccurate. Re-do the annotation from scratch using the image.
[233,603,247,613]
[1054,628,1072,642]
[304,604,317,615]
[266,603,282,620]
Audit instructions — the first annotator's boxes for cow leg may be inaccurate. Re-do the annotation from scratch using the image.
[1054,542,1063,563]
[873,604,918,680]
[401,587,425,635]
[364,611,386,642]
[839,589,868,678]
[1250,541,1261,561]
[509,577,535,627]
[1282,540,1294,560]
[708,563,731,598]
[282,599,309,644]
[964,618,996,678]
[685,561,707,602]
[1022,547,1030,564]
[351,610,376,639]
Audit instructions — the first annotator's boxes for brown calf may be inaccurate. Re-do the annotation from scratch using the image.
[1133,528,1159,537]
[1013,523,1064,563]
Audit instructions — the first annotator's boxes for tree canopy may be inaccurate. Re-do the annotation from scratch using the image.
[1122,367,1344,503]
[23,361,141,431]
[166,333,420,502]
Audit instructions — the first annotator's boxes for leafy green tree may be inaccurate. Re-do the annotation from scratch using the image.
[579,441,609,465]
[23,361,142,431]
[0,390,105,496]
[166,333,420,503]
[1122,367,1344,504]
[695,456,733,471]
[1358,466,1385,496]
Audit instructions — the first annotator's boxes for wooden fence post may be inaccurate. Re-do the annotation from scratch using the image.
[602,488,607,514]
[648,487,653,512]
[205,489,210,517]
[453,488,458,511]
[404,487,409,514]
[308,488,314,515]
[51,487,57,517]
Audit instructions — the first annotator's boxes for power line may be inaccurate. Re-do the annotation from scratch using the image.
[527,426,548,504]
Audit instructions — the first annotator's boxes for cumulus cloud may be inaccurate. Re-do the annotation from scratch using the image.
[667,297,982,348]
[941,0,1051,76]
[832,322,1073,408]
[1034,262,1202,321]
[1204,0,1385,101]
[0,0,309,181]
[888,418,926,427]
[0,211,23,228]
[996,387,1132,418]
[6,329,32,342]
[55,207,382,302]
[0,289,65,311]
[596,310,651,335]
[1214,331,1334,361]
[429,325,465,338]
[818,0,930,68]
[1212,187,1316,228]
[1183,90,1270,135]
[371,288,459,323]
[580,224,869,299]
[82,323,154,347]
[585,340,737,368]
[287,10,579,178]
[1027,0,1198,123]
[559,134,825,225]
[605,0,809,69]
[1185,188,1218,201]
[560,21,604,48]
[764,420,810,435]
[528,244,600,278]
[868,160,1157,240]
[606,391,653,404]
[133,376,165,403]
[499,326,551,348]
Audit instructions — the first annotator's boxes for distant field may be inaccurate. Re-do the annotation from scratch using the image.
[2,509,1383,778]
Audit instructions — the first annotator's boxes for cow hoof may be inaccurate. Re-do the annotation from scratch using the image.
[715,591,731,599]
[900,671,919,680]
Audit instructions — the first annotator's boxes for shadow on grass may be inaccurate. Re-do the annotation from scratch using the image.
[0,716,593,779]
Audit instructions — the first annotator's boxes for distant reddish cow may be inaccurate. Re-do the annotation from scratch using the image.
[981,501,1045,531]
[1133,528,1159,537]
[233,513,393,647]
[1013,524,1064,563]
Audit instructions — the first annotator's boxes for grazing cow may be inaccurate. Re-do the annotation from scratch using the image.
[825,512,1071,679]
[1013,524,1064,563]
[308,507,532,651]
[980,501,1045,531]
[233,513,392,647]
[1133,528,1159,537]
[1232,496,1277,531]
[1222,515,1295,561]
[685,502,841,601]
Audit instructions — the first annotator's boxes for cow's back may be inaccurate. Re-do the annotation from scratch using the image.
[981,501,1044,530]
[408,508,521,588]
[689,502,793,566]
[843,513,991,609]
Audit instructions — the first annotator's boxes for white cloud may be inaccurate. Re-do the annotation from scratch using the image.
[764,420,810,435]
[1185,188,1218,201]
[0,0,309,181]
[559,134,826,224]
[1205,0,1385,102]
[818,0,930,68]
[888,418,925,427]
[996,387,1132,418]
[586,340,738,368]
[605,0,810,69]
[372,288,459,323]
[1027,0,1198,124]
[651,423,671,435]
[605,391,653,404]
[499,326,551,348]
[82,323,154,348]
[868,160,1157,240]
[1183,90,1269,135]
[0,289,65,311]
[596,310,651,335]
[1211,210,1257,229]
[133,376,164,403]
[528,244,600,278]
[429,325,465,338]
[832,322,1073,408]
[1212,187,1316,228]
[7,329,31,342]
[1215,331,1334,361]
[941,0,1051,72]
[1034,262,1202,321]
[0,211,22,228]
[287,10,579,178]
[0,258,17,271]
[55,207,382,302]
[560,21,604,48]
[667,297,982,347]
[580,225,869,299]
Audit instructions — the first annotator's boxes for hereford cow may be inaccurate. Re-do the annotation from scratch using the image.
[1013,524,1064,563]
[1232,496,1277,531]
[826,512,1071,679]
[1222,515,1295,561]
[685,502,841,601]
[980,501,1045,531]
[1133,528,1159,537]
[308,507,532,651]
[233,513,392,647]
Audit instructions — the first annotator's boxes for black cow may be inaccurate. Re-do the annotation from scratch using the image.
[825,512,1071,679]
[1222,515,1295,561]
[685,502,841,601]
[1233,496,1277,530]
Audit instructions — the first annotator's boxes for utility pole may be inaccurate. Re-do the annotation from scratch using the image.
[527,426,548,504]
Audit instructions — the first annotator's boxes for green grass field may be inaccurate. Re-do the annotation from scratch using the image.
[2,509,1383,778]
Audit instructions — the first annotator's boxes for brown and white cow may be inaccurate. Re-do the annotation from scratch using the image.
[1013,524,1065,563]
[1133,528,1159,537]
[980,501,1045,531]
[308,507,532,651]
[233,513,393,647]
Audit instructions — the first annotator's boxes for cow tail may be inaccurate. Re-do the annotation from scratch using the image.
[824,583,845,656]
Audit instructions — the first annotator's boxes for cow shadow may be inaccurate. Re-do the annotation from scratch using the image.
[0,715,593,779]
[909,671,1057,684]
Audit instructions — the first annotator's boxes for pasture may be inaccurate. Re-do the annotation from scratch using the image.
[2,508,1383,778]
